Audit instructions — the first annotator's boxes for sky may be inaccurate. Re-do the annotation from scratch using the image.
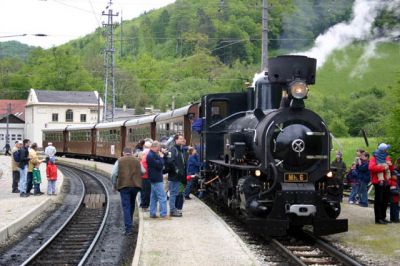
[0,0,176,48]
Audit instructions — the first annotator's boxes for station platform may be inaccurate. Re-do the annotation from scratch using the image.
[58,157,259,266]
[326,199,400,264]
[0,155,64,244]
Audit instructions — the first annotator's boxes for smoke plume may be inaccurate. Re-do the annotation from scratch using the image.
[296,0,385,68]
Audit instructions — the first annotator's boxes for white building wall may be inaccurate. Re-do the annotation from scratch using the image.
[25,104,102,148]
[0,123,24,149]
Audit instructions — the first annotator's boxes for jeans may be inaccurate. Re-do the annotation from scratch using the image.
[184,180,192,197]
[12,170,20,192]
[358,181,368,206]
[18,165,28,193]
[150,182,167,217]
[47,180,56,194]
[119,187,141,233]
[349,183,359,202]
[176,193,184,210]
[168,181,180,214]
[27,172,33,193]
[140,178,151,208]
[33,183,41,194]
[390,202,399,222]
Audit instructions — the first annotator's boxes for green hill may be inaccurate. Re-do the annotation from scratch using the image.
[306,41,400,138]
[0,41,35,60]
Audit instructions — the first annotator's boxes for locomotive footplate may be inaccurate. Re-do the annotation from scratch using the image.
[312,218,348,235]
[246,217,289,236]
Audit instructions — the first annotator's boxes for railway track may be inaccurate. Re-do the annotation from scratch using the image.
[21,165,110,266]
[272,231,362,266]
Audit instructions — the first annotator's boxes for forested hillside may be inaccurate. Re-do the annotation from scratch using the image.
[1,0,399,143]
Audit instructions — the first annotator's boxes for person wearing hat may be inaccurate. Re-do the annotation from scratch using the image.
[44,142,57,163]
[331,151,346,185]
[369,143,393,224]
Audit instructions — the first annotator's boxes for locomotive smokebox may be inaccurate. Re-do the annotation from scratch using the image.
[268,55,317,85]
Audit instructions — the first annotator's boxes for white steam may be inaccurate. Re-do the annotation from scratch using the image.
[295,0,383,68]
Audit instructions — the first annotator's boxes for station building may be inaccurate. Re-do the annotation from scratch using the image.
[25,89,104,147]
[0,99,26,149]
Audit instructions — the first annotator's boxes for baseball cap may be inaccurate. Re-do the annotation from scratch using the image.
[17,140,23,144]
[378,143,390,151]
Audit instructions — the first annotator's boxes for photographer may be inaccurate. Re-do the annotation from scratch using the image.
[165,134,186,217]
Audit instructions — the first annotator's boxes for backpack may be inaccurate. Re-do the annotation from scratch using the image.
[13,149,21,163]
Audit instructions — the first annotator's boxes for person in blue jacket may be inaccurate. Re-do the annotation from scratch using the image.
[356,152,370,207]
[185,147,201,199]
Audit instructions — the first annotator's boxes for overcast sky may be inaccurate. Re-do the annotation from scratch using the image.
[0,0,176,48]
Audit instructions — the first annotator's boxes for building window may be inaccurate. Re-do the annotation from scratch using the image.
[11,134,16,141]
[0,134,4,140]
[17,134,22,140]
[80,114,87,122]
[52,113,58,122]
[66,109,73,122]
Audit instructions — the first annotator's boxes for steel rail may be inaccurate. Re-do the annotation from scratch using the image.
[20,166,86,266]
[20,164,110,266]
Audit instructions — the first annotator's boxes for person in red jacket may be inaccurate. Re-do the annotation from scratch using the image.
[369,143,393,224]
[46,157,58,195]
[388,175,399,223]
[139,141,152,210]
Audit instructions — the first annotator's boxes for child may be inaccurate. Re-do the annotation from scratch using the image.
[46,157,58,195]
[185,147,201,199]
[389,175,399,223]
[32,162,43,195]
[346,163,359,204]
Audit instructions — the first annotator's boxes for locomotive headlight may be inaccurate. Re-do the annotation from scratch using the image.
[326,171,333,178]
[290,81,308,99]
[255,170,261,177]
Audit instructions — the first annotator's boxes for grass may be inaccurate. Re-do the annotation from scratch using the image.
[331,137,379,167]
[311,42,400,99]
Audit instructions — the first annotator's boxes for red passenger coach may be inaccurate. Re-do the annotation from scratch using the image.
[154,103,198,145]
[65,124,96,158]
[124,115,156,149]
[42,127,67,156]
[95,120,126,160]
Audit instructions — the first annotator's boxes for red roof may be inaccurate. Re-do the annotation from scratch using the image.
[0,100,26,121]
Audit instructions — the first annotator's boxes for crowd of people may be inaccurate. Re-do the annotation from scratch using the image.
[333,143,400,224]
[8,140,59,197]
[111,133,201,235]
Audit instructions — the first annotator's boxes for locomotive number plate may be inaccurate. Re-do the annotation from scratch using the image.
[284,173,308,182]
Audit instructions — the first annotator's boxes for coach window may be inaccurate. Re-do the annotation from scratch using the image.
[52,113,58,122]
[66,109,73,122]
[80,114,87,122]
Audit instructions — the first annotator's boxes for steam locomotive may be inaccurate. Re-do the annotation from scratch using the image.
[43,55,347,236]
[198,55,347,236]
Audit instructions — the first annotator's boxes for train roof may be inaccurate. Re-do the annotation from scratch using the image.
[42,127,67,132]
[95,120,126,129]
[66,124,96,131]
[125,115,156,127]
[155,103,198,122]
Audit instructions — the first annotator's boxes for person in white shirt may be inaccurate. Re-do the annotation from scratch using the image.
[44,142,57,163]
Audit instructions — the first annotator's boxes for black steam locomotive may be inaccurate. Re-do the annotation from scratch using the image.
[197,55,347,236]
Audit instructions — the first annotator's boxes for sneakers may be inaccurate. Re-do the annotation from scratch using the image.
[150,215,159,219]
[12,189,20,193]
[34,192,44,196]
[124,230,133,236]
[349,201,354,204]
[185,196,191,200]
[159,215,171,220]
[141,207,149,212]
[20,193,29,197]
[170,211,182,217]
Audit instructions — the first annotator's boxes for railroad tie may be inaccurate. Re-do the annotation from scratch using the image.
[84,194,106,209]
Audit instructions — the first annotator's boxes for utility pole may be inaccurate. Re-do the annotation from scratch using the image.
[102,0,119,122]
[5,103,11,146]
[120,10,123,59]
[261,0,268,72]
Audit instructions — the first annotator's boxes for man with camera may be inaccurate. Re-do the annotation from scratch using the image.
[165,134,186,217]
